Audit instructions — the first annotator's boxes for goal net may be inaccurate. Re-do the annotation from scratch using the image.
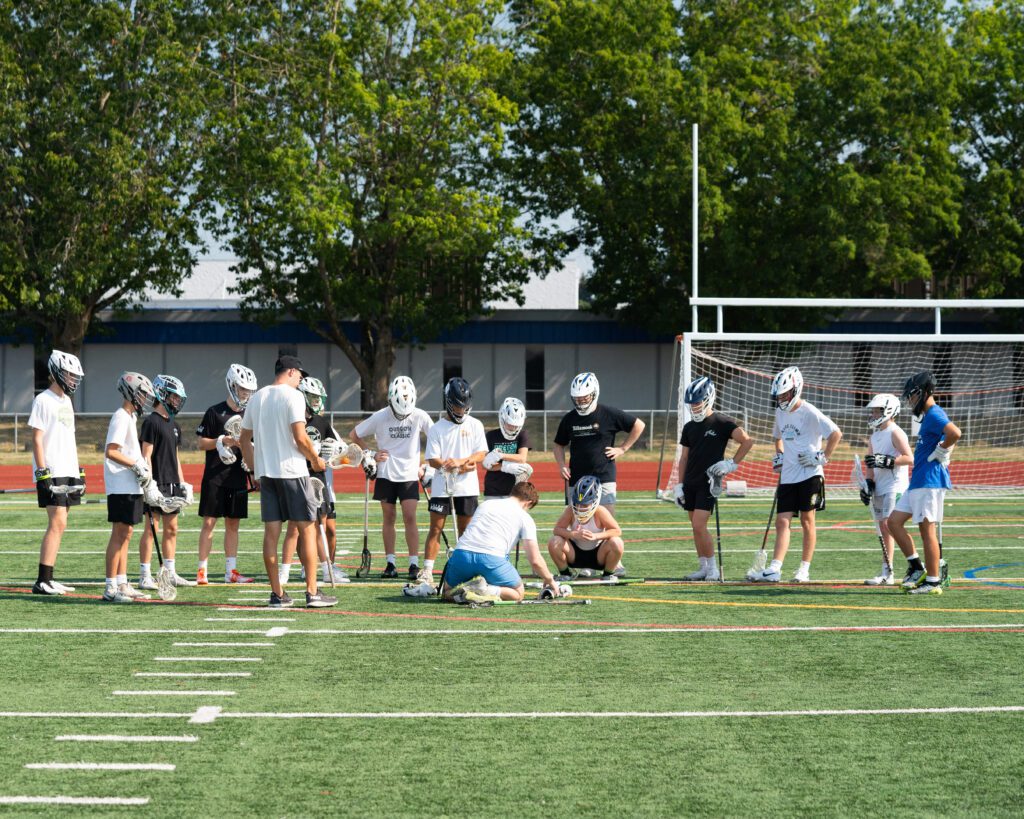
[658,338,1024,497]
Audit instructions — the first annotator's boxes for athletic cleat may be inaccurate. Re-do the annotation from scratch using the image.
[196,568,210,586]
[306,589,338,608]
[703,568,721,582]
[865,573,895,586]
[323,565,350,584]
[50,580,76,594]
[792,567,810,583]
[31,580,61,596]
[907,580,943,595]
[576,568,597,578]
[227,569,254,584]
[408,565,420,583]
[139,575,159,591]
[268,591,294,608]
[901,567,926,590]
[381,563,398,579]
[554,570,577,582]
[611,565,627,578]
[750,568,781,582]
[683,567,709,581]
[120,582,151,600]
[403,580,436,598]
[102,587,133,603]
[452,576,500,604]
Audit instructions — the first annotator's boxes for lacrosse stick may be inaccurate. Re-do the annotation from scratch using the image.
[0,487,37,494]
[328,441,364,470]
[309,478,334,589]
[707,469,725,582]
[852,454,891,576]
[356,475,371,578]
[746,481,779,580]
[224,414,243,439]
[526,577,643,588]
[476,598,593,608]
[939,517,949,588]
[418,476,451,554]
[435,468,460,594]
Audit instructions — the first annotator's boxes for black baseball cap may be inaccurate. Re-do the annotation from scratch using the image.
[274,355,309,378]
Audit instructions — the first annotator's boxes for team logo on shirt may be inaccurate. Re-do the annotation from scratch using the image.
[388,425,411,439]
[779,423,800,441]
[571,423,599,436]
[704,429,718,438]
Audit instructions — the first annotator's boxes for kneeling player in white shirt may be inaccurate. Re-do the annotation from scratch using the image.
[440,483,560,604]
[859,393,912,585]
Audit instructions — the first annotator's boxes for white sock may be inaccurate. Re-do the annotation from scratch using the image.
[225,556,237,574]
[424,559,435,574]
[105,578,117,592]
[139,562,150,578]
[116,573,127,587]
[799,560,811,573]
[698,556,709,570]
[707,556,718,571]
[281,564,292,580]
[485,584,502,597]
[908,552,920,562]
[198,559,209,571]
[926,575,940,583]
[321,561,331,577]
[769,559,782,572]
[386,554,396,565]
[165,559,175,574]
[409,556,419,566]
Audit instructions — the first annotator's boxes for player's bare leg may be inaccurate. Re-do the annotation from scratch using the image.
[799,509,816,562]
[263,521,284,597]
[39,506,68,567]
[772,511,794,562]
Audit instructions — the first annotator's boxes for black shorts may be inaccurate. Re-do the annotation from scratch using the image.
[373,478,420,505]
[37,477,83,509]
[428,495,478,517]
[682,482,716,512]
[777,475,826,515]
[568,545,604,571]
[144,483,185,517]
[198,480,249,519]
[260,476,318,523]
[107,493,144,525]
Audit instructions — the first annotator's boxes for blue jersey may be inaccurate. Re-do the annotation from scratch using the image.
[909,404,952,490]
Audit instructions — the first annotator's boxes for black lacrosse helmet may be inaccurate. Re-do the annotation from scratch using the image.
[902,371,935,418]
[444,377,472,424]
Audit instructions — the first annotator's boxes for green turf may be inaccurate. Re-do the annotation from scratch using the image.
[0,491,1022,817]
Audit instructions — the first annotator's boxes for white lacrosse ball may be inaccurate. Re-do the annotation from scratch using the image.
[559,583,573,598]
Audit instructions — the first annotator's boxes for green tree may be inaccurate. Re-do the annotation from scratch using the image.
[0,1,207,365]
[203,0,558,408]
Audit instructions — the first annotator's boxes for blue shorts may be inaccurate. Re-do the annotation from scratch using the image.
[445,549,522,588]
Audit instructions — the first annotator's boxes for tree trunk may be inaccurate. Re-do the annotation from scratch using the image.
[360,323,395,411]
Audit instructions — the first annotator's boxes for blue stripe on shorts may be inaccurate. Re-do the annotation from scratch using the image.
[445,549,522,588]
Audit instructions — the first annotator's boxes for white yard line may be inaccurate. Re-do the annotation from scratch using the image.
[0,796,150,806]
[204,618,295,623]
[152,656,262,662]
[0,628,265,636]
[113,690,236,697]
[283,623,1024,635]
[135,672,252,678]
[172,642,276,647]
[54,733,196,741]
[25,762,175,772]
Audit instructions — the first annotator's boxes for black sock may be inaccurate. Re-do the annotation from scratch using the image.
[38,563,54,583]
[909,557,924,572]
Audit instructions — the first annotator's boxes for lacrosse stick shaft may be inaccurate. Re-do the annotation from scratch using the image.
[148,510,164,568]
[0,487,36,494]
[418,478,450,552]
[356,477,371,578]
[714,499,723,582]
[320,522,334,589]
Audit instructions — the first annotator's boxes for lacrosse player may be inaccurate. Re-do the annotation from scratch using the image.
[443,483,561,604]
[403,377,487,595]
[239,355,336,608]
[673,377,753,581]
[548,475,625,580]
[137,375,195,592]
[859,393,912,585]
[350,375,434,581]
[751,366,842,583]
[888,372,961,595]
[195,363,258,584]
[553,372,643,576]
[279,376,348,585]
[28,350,85,596]
[102,373,167,603]
[482,397,533,499]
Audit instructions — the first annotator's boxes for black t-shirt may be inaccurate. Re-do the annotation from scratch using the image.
[140,412,181,485]
[483,427,531,497]
[680,413,738,486]
[196,401,247,490]
[554,404,637,484]
[305,414,340,483]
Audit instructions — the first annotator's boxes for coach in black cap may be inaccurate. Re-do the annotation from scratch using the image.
[274,355,309,378]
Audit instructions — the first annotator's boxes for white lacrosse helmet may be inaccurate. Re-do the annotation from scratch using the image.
[771,366,803,412]
[570,372,599,416]
[388,375,416,420]
[117,372,155,414]
[498,397,526,440]
[47,350,84,396]
[684,376,716,422]
[299,376,327,415]
[866,393,900,430]
[226,363,258,409]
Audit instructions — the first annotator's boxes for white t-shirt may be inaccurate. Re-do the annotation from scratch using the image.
[104,407,142,495]
[456,497,537,558]
[242,384,309,480]
[772,400,840,485]
[355,407,433,482]
[425,416,488,497]
[870,424,910,496]
[28,388,79,478]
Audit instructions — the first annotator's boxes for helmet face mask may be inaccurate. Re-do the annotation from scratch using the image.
[685,377,716,422]
[570,372,599,416]
[299,376,327,415]
[498,397,526,440]
[444,377,472,424]
[226,364,258,409]
[571,475,602,524]
[153,374,187,418]
[388,376,416,421]
[48,350,84,396]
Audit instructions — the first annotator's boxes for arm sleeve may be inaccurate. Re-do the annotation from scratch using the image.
[105,412,127,448]
[519,512,538,543]
[472,421,488,453]
[553,413,572,446]
[424,427,440,460]
[240,401,255,431]
[720,416,738,438]
[27,396,47,432]
[613,407,639,433]
[354,412,377,440]
[771,414,781,439]
[287,391,306,426]
[816,407,839,438]
[196,407,217,438]
[139,417,158,445]
[518,428,531,450]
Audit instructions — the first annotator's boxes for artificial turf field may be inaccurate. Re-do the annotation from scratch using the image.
[0,490,1022,817]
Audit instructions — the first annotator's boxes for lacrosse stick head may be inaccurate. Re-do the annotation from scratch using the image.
[309,477,326,508]
[49,483,85,497]
[443,467,457,498]
[158,496,190,514]
[706,469,723,498]
[327,442,363,469]
[851,454,869,492]
[224,414,244,439]
[746,550,768,580]
[157,567,177,601]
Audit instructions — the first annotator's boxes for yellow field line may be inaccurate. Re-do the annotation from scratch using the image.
[585,594,1024,614]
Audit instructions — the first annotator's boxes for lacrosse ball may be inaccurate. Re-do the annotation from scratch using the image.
[559,584,573,598]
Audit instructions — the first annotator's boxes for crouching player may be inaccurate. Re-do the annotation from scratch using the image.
[859,393,911,585]
[888,372,961,595]
[441,483,560,604]
[548,475,624,581]
[673,376,753,581]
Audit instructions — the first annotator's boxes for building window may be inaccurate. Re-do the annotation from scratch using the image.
[525,347,544,410]
[443,347,462,386]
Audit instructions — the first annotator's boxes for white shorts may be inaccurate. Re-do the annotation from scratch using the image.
[871,491,901,522]
[893,488,945,525]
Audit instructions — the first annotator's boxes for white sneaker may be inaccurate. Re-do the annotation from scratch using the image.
[864,573,895,586]
[322,565,351,584]
[792,567,810,583]
[102,586,133,603]
[173,572,197,587]
[120,582,151,600]
[139,575,159,591]
[402,580,436,598]
[751,568,781,582]
[703,568,721,582]
[683,567,709,581]
[50,580,76,594]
